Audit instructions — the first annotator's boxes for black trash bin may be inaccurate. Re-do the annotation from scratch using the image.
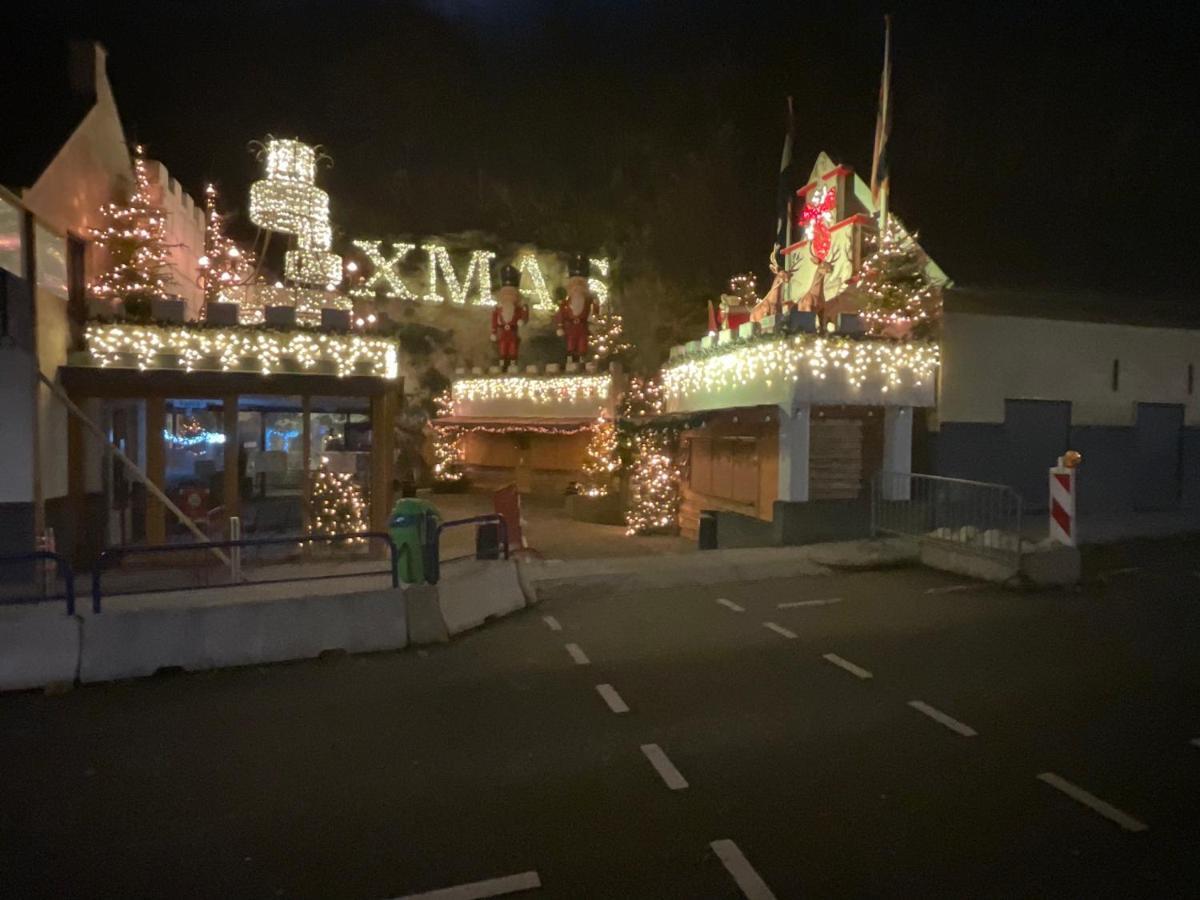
[475,522,501,560]
[698,510,718,550]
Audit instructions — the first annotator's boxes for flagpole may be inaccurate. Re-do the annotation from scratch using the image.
[876,15,892,238]
[784,96,795,250]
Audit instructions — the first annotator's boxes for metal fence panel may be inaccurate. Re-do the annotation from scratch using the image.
[91,531,398,612]
[871,471,1023,571]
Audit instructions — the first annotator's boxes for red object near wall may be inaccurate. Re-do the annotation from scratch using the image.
[492,483,525,550]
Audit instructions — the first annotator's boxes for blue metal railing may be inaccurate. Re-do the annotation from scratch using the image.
[425,514,510,585]
[91,531,399,613]
[0,552,77,615]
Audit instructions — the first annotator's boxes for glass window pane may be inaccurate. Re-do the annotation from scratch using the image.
[35,222,67,298]
[0,198,22,276]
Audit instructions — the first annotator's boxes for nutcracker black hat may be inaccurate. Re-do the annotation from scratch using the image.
[500,264,521,288]
[567,253,589,278]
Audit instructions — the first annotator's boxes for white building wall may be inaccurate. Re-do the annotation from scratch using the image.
[940,312,1200,426]
[146,160,205,318]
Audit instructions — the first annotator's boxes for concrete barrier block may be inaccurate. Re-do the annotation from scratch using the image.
[0,606,80,692]
[80,589,407,683]
[438,560,527,635]
[918,541,1017,584]
[405,584,449,644]
[1020,544,1081,586]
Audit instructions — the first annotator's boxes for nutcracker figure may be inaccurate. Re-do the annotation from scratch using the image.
[556,253,594,367]
[490,264,528,371]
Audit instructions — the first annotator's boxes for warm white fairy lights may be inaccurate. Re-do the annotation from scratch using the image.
[588,257,610,307]
[581,410,619,498]
[625,428,680,535]
[661,334,939,398]
[431,427,465,483]
[423,245,495,305]
[249,138,342,288]
[449,373,612,408]
[350,240,418,300]
[516,253,556,311]
[85,323,398,379]
[310,460,368,538]
[86,144,173,304]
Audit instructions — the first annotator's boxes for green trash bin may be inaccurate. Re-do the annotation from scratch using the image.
[388,497,440,583]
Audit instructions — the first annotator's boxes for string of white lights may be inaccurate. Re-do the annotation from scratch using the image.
[662,334,939,396]
[449,373,613,407]
[85,323,398,379]
[423,245,496,305]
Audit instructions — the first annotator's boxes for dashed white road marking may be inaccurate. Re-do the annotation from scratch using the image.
[762,622,797,639]
[595,683,630,714]
[924,584,978,594]
[564,643,590,665]
[710,840,777,900]
[1036,772,1148,832]
[393,869,541,899]
[542,615,562,632]
[1105,566,1143,576]
[822,653,873,679]
[640,743,688,790]
[777,597,842,608]
[908,700,978,737]
[715,598,745,612]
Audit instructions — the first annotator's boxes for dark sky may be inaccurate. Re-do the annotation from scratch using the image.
[10,0,1200,298]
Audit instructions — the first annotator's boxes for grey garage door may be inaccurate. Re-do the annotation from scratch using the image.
[1004,400,1071,511]
[1134,403,1183,510]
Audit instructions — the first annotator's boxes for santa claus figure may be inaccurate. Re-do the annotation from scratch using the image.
[491,264,528,372]
[556,253,594,367]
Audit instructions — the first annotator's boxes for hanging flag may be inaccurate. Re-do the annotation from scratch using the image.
[870,16,893,232]
[771,96,798,268]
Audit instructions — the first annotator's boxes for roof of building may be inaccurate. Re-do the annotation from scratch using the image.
[0,41,104,192]
[945,287,1200,330]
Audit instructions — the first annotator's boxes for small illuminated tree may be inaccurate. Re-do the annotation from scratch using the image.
[855,219,941,337]
[309,461,368,538]
[588,308,632,364]
[581,411,619,497]
[87,143,174,309]
[624,427,680,535]
[431,427,464,484]
[199,183,255,306]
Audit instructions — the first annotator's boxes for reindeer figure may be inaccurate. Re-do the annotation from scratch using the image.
[798,244,843,323]
[750,255,798,323]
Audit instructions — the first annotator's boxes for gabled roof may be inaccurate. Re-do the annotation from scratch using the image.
[0,41,109,192]
[791,151,951,288]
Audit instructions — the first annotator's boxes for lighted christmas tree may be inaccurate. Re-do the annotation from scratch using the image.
[581,411,619,497]
[199,183,255,308]
[855,219,941,337]
[87,144,174,309]
[588,308,632,364]
[624,428,680,535]
[309,462,368,537]
[431,426,464,484]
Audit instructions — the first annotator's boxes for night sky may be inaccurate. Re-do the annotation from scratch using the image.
[10,0,1200,299]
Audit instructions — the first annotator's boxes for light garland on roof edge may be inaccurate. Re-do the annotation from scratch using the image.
[449,373,612,407]
[85,323,398,379]
[661,334,939,397]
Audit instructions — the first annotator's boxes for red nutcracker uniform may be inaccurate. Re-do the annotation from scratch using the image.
[491,264,527,370]
[556,253,594,362]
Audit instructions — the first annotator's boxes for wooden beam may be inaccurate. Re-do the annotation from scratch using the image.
[369,390,396,533]
[222,395,240,529]
[59,367,395,400]
[145,396,166,543]
[301,394,312,531]
[66,392,86,564]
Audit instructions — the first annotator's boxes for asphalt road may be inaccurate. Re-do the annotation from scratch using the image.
[2,559,1198,898]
